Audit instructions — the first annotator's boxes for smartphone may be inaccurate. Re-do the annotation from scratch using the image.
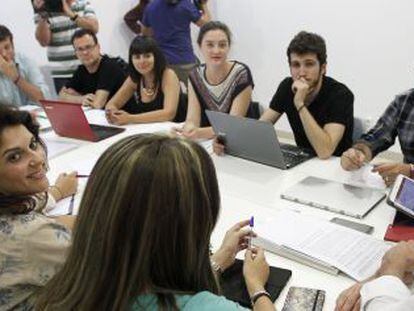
[387,174,414,220]
[330,217,374,234]
[282,286,325,311]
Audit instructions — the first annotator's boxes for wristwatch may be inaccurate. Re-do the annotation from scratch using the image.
[409,164,414,179]
[250,290,271,306]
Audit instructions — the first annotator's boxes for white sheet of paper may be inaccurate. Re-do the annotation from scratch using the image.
[256,210,391,281]
[43,138,80,159]
[84,109,110,126]
[348,164,386,189]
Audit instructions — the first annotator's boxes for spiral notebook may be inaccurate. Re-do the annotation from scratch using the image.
[281,176,386,219]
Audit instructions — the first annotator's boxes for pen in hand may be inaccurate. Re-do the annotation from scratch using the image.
[68,194,75,215]
[75,174,89,178]
[249,216,254,250]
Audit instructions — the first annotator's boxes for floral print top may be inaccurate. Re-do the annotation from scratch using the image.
[0,211,70,310]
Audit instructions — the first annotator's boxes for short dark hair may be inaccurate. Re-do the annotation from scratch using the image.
[128,36,166,88]
[287,31,327,65]
[71,28,98,46]
[0,25,13,43]
[0,105,46,214]
[197,21,232,46]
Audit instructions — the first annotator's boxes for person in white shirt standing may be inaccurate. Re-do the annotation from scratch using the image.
[336,241,414,311]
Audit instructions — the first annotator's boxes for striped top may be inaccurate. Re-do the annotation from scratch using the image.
[34,0,96,78]
[189,61,254,127]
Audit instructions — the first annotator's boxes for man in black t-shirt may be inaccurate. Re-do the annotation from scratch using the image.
[59,29,128,109]
[260,31,354,158]
[214,31,354,159]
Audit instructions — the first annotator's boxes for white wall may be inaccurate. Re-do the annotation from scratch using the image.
[215,0,414,133]
[2,1,413,131]
[1,0,138,64]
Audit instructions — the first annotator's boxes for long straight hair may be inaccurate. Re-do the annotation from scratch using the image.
[36,134,221,310]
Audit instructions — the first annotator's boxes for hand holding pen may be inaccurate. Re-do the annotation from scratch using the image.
[341,148,367,171]
[210,219,257,271]
[50,171,78,202]
[67,175,89,215]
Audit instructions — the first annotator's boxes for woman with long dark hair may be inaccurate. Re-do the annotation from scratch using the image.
[0,105,77,309]
[106,35,185,125]
[37,134,274,310]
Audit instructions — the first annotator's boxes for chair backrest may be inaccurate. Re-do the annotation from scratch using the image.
[353,117,368,142]
[39,65,56,97]
[246,101,261,120]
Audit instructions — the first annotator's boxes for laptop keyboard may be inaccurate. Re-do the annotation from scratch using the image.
[280,144,313,167]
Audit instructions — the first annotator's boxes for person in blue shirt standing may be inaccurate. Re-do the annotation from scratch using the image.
[0,25,49,107]
[142,0,211,85]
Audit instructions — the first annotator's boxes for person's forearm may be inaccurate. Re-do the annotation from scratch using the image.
[124,8,142,34]
[200,3,212,22]
[35,19,51,46]
[196,127,215,139]
[352,142,373,162]
[299,107,336,159]
[59,91,83,104]
[72,16,99,33]
[246,283,276,311]
[253,297,275,311]
[54,215,76,230]
[15,77,44,102]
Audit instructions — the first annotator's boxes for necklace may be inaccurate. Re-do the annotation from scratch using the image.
[141,79,156,96]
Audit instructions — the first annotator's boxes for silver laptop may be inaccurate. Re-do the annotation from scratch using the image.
[206,111,314,169]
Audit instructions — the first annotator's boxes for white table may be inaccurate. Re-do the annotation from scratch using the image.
[44,115,396,310]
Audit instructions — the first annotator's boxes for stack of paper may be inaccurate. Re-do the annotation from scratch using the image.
[254,210,391,281]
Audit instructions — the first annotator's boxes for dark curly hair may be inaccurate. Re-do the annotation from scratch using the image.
[0,105,47,214]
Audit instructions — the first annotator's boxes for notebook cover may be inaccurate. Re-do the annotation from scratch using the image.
[384,224,414,242]
[220,259,292,308]
[384,211,414,242]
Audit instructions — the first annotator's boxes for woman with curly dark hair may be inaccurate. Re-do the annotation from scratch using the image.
[0,105,77,310]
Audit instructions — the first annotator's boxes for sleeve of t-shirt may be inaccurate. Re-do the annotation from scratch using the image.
[82,1,96,18]
[269,77,292,114]
[65,67,83,93]
[325,85,354,126]
[96,60,125,93]
[142,4,152,27]
[182,0,202,22]
[232,63,254,100]
[184,292,249,310]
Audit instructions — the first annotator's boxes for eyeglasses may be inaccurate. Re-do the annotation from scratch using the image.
[74,44,96,53]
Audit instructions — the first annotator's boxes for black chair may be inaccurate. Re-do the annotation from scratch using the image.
[246,101,261,120]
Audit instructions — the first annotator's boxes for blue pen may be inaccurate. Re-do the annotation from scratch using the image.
[68,195,75,215]
[249,216,254,249]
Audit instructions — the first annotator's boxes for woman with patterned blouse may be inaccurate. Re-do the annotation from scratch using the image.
[0,106,77,310]
[177,21,254,140]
